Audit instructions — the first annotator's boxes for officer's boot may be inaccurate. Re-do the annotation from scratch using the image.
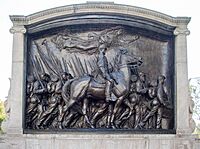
[105,80,112,102]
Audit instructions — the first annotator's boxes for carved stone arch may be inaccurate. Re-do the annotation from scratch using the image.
[10,2,190,33]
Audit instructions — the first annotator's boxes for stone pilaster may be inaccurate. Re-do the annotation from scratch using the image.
[7,25,26,134]
[174,25,191,135]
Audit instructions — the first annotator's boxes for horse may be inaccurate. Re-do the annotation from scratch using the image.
[62,49,143,128]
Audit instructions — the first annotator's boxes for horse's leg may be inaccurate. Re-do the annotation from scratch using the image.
[91,103,108,127]
[123,99,134,119]
[61,97,77,123]
[134,105,141,128]
[118,108,129,121]
[114,107,129,128]
[106,103,113,128]
[63,97,76,112]
[62,112,74,128]
[156,107,163,129]
[110,96,125,128]
[82,98,94,128]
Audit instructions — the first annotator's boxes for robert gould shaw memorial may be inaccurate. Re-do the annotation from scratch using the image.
[1,2,199,149]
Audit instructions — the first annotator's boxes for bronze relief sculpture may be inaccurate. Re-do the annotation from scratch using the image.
[25,26,174,131]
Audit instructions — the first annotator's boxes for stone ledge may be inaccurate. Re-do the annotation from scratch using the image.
[1,133,198,149]
[1,133,190,140]
[9,3,190,27]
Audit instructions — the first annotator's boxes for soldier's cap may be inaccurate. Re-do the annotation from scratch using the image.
[158,75,166,80]
[139,72,145,77]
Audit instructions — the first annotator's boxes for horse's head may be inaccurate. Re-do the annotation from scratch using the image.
[119,49,143,68]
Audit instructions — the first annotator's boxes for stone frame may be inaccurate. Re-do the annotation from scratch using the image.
[24,13,175,132]
[2,2,196,149]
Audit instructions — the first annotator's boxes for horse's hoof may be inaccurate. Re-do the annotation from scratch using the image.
[91,125,95,129]
[135,124,143,129]
[112,125,116,129]
[106,125,111,129]
[111,123,116,129]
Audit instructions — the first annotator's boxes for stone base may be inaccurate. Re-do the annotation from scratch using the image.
[0,133,199,149]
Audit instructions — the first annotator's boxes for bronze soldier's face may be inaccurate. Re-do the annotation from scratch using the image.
[140,75,145,81]
[158,76,165,84]
[41,74,45,80]
[62,74,67,80]
[160,78,164,84]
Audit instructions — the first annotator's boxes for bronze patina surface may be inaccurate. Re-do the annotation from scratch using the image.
[25,24,174,131]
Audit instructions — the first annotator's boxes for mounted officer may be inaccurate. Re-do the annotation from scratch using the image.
[97,34,114,102]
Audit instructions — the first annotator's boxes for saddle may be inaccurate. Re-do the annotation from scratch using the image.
[90,80,105,89]
[91,74,106,89]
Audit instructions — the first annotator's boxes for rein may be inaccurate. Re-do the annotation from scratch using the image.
[118,63,139,68]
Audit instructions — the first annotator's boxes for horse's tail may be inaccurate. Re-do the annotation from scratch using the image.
[62,78,77,104]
